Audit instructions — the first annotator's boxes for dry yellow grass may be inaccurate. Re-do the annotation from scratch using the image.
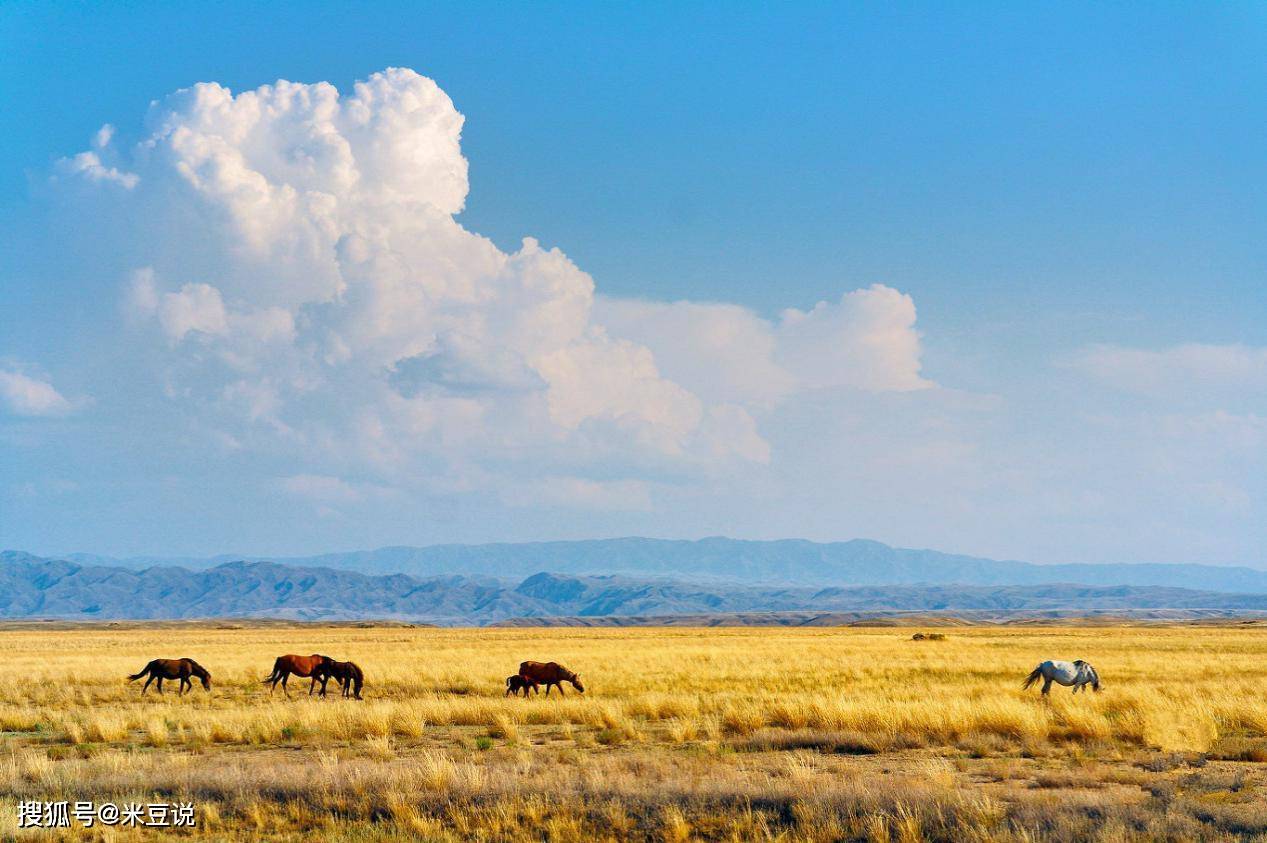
[3,623,1267,840]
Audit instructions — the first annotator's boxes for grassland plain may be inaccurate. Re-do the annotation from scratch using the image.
[5,624,1267,841]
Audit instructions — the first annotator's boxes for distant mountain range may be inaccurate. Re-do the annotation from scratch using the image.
[62,537,1267,592]
[6,549,1267,624]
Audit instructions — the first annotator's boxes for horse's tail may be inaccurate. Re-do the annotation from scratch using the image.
[128,662,152,681]
[262,657,283,683]
[506,676,514,688]
[1021,665,1043,691]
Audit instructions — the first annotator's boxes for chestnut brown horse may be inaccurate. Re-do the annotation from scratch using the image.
[518,661,584,696]
[128,658,211,695]
[314,660,364,699]
[505,674,539,697]
[263,654,334,695]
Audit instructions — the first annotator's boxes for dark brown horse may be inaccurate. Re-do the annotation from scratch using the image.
[128,658,211,695]
[518,661,584,696]
[314,660,364,699]
[505,674,539,697]
[263,654,334,695]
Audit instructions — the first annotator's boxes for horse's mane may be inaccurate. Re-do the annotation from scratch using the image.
[184,658,209,677]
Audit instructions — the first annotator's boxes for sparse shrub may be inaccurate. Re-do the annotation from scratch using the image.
[595,728,626,745]
[279,724,306,742]
[1138,751,1189,773]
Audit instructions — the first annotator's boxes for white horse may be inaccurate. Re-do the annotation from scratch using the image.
[1022,659,1100,695]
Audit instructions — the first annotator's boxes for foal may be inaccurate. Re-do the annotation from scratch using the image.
[315,660,364,699]
[505,674,540,697]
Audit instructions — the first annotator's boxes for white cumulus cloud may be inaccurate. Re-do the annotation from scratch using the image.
[55,67,934,508]
[0,368,75,417]
[597,283,931,406]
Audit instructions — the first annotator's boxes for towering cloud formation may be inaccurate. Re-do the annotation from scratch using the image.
[61,68,928,505]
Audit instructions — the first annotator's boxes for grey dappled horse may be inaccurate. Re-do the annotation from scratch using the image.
[1022,659,1101,695]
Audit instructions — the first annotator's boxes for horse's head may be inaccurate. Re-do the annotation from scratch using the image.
[570,673,584,693]
[200,671,212,691]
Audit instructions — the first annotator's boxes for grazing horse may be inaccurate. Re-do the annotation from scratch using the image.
[128,658,211,696]
[314,660,364,699]
[1022,659,1101,695]
[263,654,334,696]
[505,674,539,697]
[518,661,584,696]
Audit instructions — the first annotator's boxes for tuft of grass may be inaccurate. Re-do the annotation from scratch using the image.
[488,714,519,743]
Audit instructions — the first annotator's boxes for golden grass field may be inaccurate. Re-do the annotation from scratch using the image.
[5,623,1267,841]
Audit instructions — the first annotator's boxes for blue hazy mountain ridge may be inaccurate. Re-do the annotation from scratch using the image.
[6,551,1267,624]
[63,537,1267,593]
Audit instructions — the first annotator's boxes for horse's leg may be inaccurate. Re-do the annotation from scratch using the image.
[156,677,164,694]
[1041,677,1051,695]
[556,682,565,697]
[142,674,154,695]
[282,672,291,697]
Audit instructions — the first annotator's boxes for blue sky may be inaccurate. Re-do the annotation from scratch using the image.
[1,3,1264,565]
